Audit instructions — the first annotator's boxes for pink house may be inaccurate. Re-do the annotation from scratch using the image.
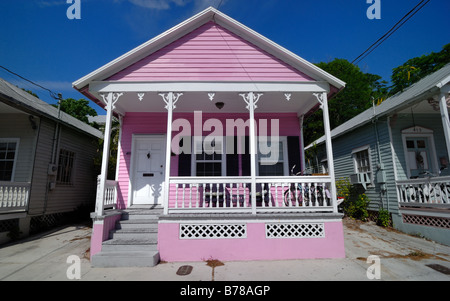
[73,7,346,267]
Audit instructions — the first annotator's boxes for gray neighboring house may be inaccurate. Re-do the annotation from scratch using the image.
[307,64,450,246]
[0,78,102,243]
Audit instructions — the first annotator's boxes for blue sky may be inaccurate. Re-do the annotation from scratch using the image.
[0,0,449,114]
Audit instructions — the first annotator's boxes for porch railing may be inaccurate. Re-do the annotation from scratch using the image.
[0,181,31,212]
[396,176,450,208]
[168,176,333,213]
[96,175,118,210]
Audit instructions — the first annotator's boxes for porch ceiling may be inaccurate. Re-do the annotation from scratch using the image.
[87,81,328,116]
[106,91,320,115]
[397,96,450,115]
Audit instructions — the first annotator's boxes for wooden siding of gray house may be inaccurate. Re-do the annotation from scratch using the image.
[28,117,98,216]
[321,116,398,214]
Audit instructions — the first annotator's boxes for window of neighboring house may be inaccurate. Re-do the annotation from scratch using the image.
[0,139,19,182]
[352,146,372,180]
[193,137,225,176]
[57,149,75,184]
[257,137,288,176]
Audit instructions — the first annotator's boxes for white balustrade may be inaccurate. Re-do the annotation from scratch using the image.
[397,176,450,208]
[168,176,333,213]
[0,181,30,212]
[96,175,118,210]
[169,177,253,213]
[104,180,118,209]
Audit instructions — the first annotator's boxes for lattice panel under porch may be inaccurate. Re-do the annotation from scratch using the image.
[265,223,325,238]
[179,223,247,239]
[402,214,450,229]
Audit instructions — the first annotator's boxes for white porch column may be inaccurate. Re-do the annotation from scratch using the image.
[240,92,263,214]
[115,114,123,181]
[160,92,183,215]
[96,92,123,216]
[439,89,450,164]
[314,92,338,213]
[298,114,306,174]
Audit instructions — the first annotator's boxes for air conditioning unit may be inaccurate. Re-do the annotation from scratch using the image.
[349,172,371,189]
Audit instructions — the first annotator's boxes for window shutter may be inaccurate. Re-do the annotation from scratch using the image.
[241,136,251,176]
[226,136,239,176]
[178,153,191,176]
[287,136,301,175]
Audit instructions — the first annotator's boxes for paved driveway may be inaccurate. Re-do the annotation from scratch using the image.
[0,218,449,281]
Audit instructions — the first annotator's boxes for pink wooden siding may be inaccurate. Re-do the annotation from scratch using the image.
[116,112,300,208]
[158,221,346,261]
[108,22,314,82]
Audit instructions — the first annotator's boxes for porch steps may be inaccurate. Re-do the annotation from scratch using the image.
[91,205,163,268]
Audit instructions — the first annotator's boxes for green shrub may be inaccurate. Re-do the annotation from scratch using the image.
[377,208,391,227]
[336,177,370,221]
[345,193,370,221]
[336,177,352,200]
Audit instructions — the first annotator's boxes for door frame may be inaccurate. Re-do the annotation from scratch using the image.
[128,134,167,206]
[401,126,438,178]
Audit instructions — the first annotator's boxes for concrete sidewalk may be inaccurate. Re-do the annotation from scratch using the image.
[0,218,449,281]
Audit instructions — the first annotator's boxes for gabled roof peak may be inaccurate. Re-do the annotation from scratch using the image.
[73,6,345,91]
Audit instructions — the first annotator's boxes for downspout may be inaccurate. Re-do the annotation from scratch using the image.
[51,94,62,165]
[371,100,389,212]
[44,94,63,214]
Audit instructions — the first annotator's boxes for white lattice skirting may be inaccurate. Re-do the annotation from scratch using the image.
[179,222,326,239]
[266,223,325,238]
[402,214,450,229]
[180,223,247,239]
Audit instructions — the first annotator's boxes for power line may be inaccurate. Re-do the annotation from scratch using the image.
[0,65,61,100]
[216,0,224,10]
[351,0,430,65]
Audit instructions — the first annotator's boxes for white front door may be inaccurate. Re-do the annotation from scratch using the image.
[132,135,166,205]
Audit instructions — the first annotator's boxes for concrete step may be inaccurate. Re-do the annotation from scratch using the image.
[91,250,160,268]
[116,219,158,230]
[102,237,157,252]
[109,228,158,240]
[92,206,163,268]
[126,205,163,210]
[121,211,162,220]
[124,205,163,215]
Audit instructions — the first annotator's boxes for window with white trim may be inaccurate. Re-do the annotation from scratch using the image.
[354,149,370,173]
[0,139,19,182]
[193,137,225,176]
[257,137,288,176]
[352,145,372,175]
[57,149,75,184]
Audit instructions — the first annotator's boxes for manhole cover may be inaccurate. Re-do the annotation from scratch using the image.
[426,264,450,275]
[176,265,193,276]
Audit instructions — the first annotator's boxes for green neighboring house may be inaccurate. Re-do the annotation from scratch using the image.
[307,64,450,246]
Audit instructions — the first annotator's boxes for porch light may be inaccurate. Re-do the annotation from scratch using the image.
[215,102,225,110]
